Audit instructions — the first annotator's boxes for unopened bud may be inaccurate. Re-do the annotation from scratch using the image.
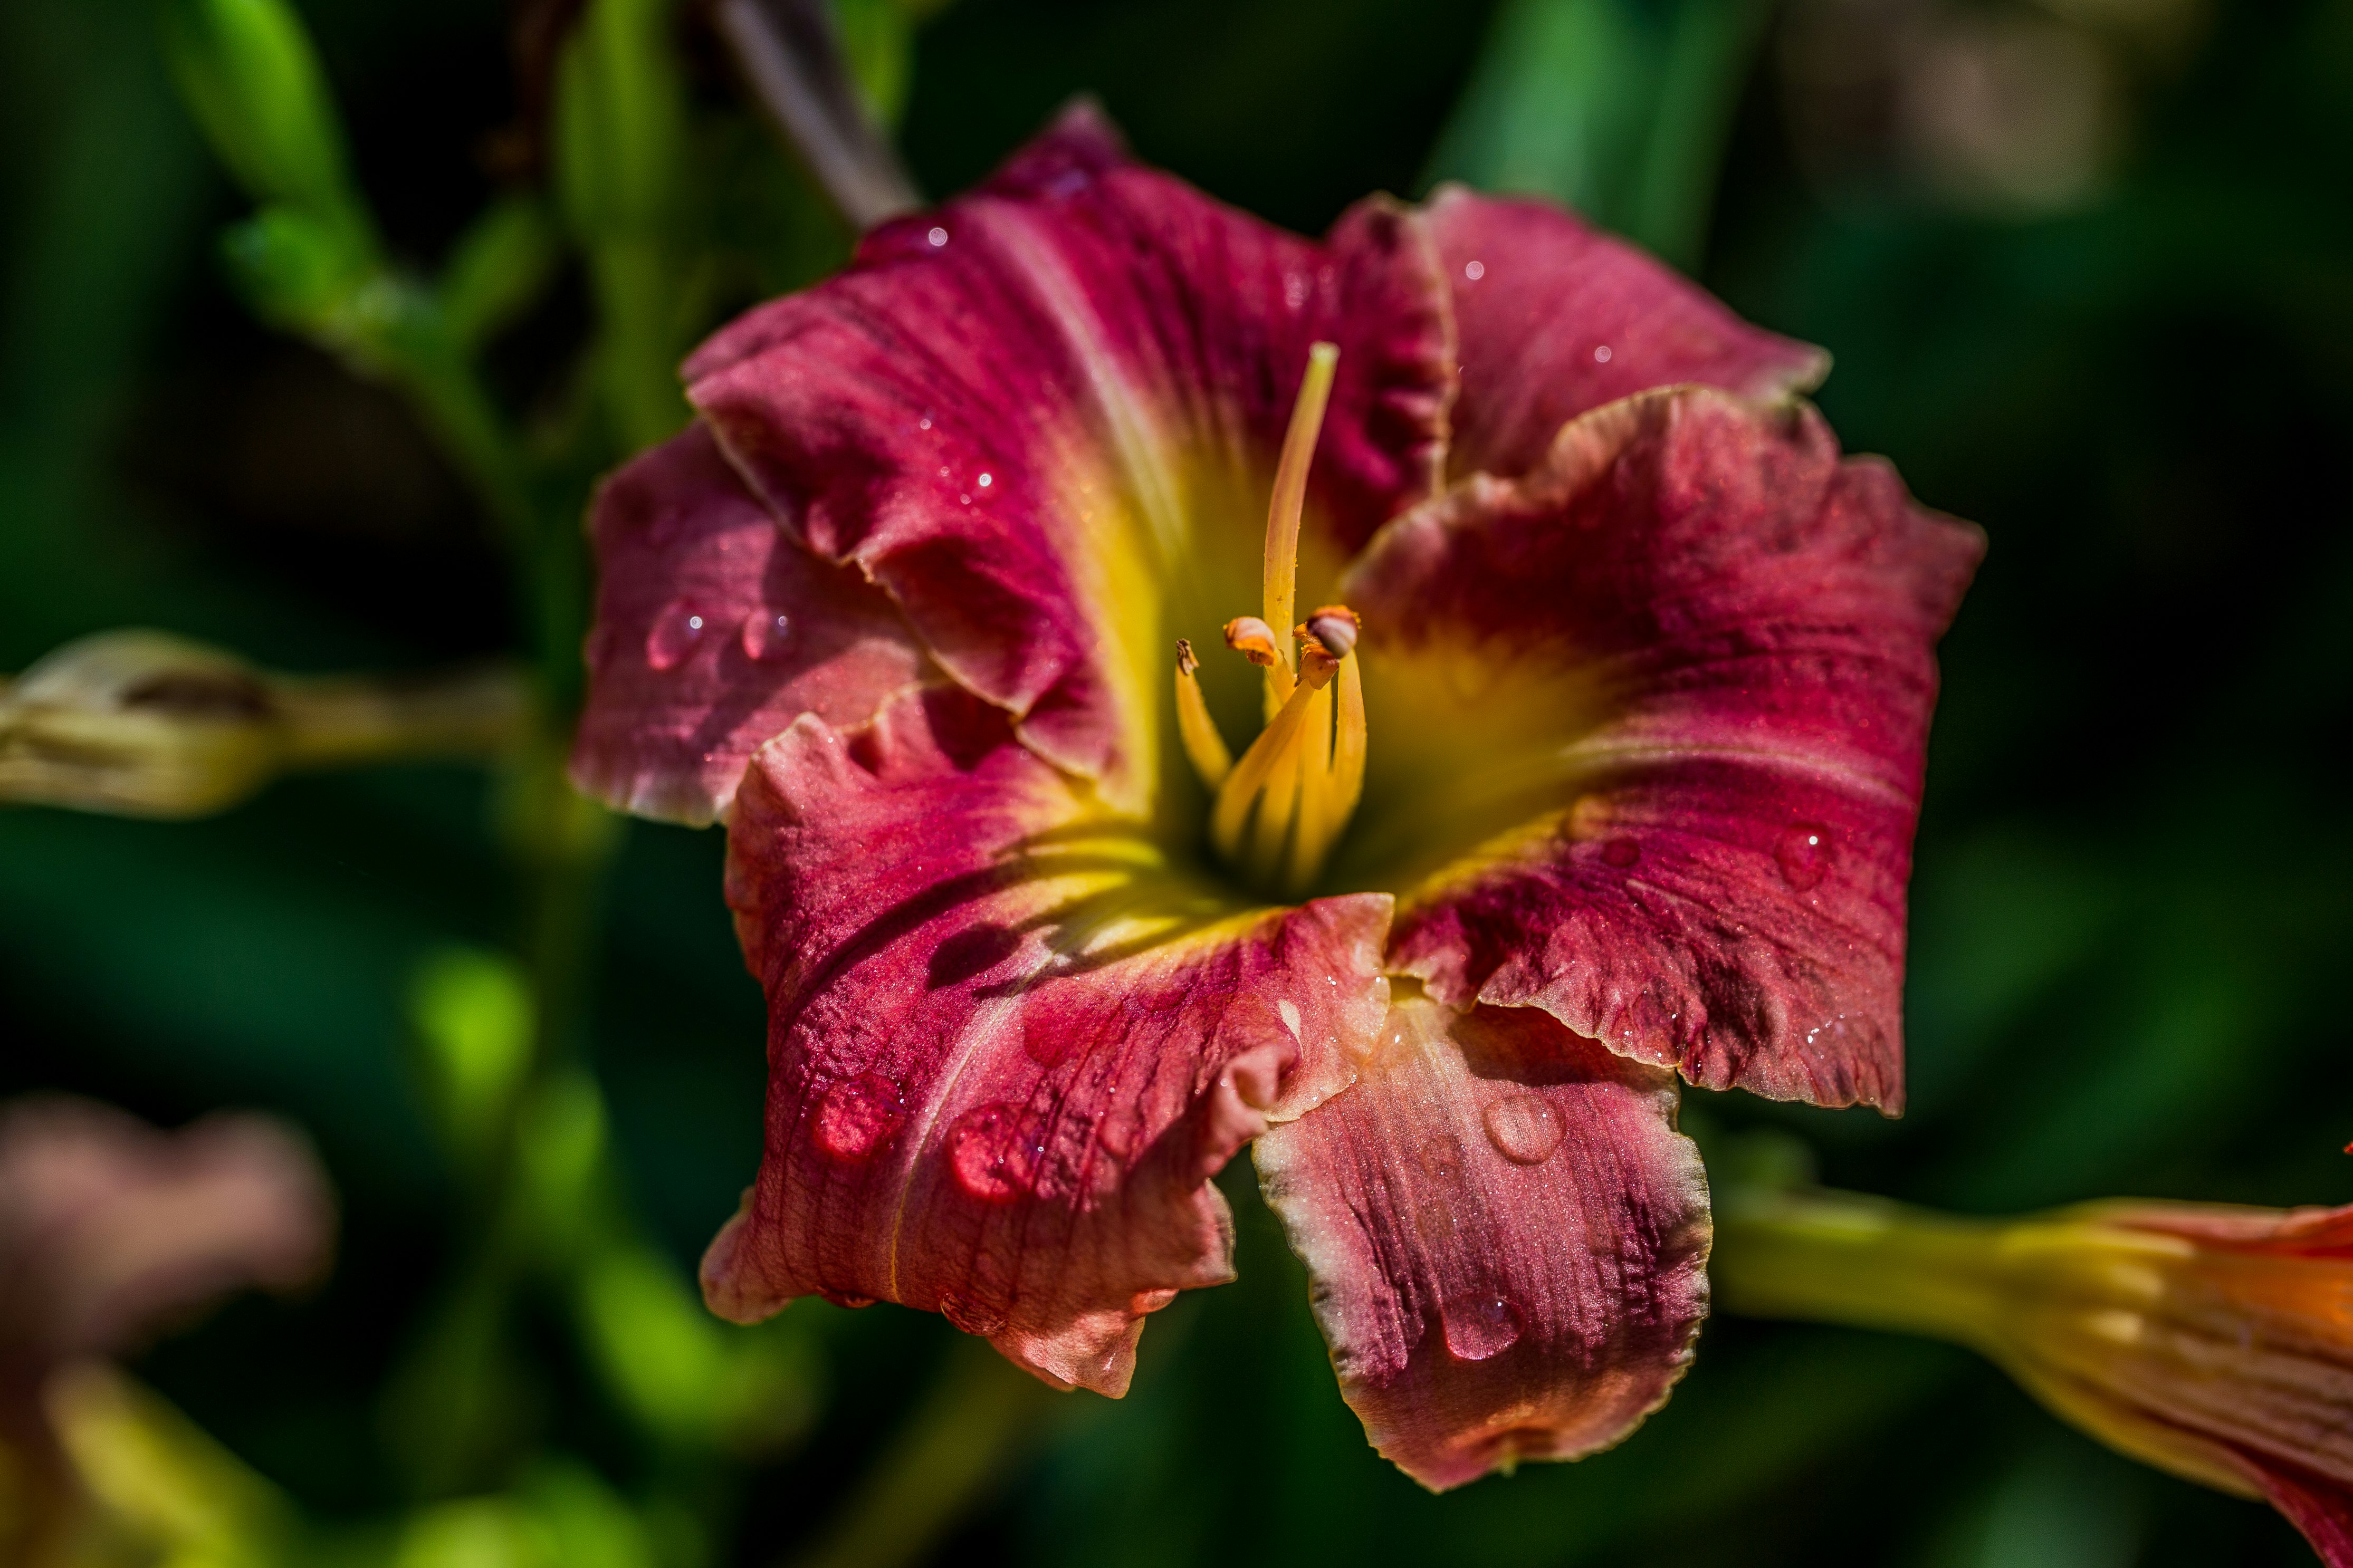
[1,630,528,818]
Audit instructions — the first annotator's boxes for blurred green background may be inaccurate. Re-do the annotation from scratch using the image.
[4,0,2350,1562]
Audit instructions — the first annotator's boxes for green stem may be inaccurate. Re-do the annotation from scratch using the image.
[1710,1186,2010,1352]
[782,1340,1060,1568]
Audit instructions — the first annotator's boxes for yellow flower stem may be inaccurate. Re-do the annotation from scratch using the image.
[1210,671,1326,872]
[1173,648,1233,790]
[1282,681,1336,896]
[1260,341,1338,718]
[1275,651,1366,897]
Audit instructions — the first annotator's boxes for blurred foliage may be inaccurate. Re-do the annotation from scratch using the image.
[3,0,2350,1563]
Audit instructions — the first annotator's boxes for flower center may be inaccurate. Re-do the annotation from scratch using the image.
[1172,342,1367,899]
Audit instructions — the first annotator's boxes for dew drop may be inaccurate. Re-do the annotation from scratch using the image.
[645,599,711,670]
[1463,258,1486,281]
[939,1292,1007,1335]
[1776,823,1833,891]
[1482,1093,1563,1165]
[977,472,993,488]
[927,225,949,247]
[1442,1293,1524,1361]
[948,1102,1044,1203]
[919,416,933,430]
[1600,836,1641,869]
[1283,271,1309,310]
[740,609,796,663]
[1593,343,1613,363]
[812,1072,906,1160]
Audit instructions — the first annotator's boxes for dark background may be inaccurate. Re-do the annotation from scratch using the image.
[4,0,2349,1562]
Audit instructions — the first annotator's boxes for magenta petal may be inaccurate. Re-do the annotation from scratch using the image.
[1255,997,1709,1490]
[1354,389,1982,1111]
[569,422,931,825]
[1427,187,1829,479]
[682,104,1454,811]
[2253,1464,2353,1566]
[707,684,1391,1392]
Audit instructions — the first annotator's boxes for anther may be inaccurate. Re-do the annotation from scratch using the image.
[1223,617,1282,668]
[1300,605,1360,660]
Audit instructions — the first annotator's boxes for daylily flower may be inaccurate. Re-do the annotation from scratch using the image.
[1714,1185,2353,1563]
[570,104,1980,1488]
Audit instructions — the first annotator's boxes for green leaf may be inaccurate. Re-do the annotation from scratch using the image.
[439,198,563,355]
[406,945,536,1171]
[551,0,693,451]
[1424,0,1774,268]
[160,0,368,243]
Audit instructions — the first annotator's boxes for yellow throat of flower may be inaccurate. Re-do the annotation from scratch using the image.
[1172,342,1367,899]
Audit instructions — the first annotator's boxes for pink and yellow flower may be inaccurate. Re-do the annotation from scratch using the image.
[569,105,1981,1488]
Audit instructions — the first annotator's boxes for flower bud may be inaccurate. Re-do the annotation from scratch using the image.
[1714,1187,2353,1561]
[1,630,529,818]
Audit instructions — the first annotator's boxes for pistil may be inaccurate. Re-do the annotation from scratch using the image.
[1172,342,1370,897]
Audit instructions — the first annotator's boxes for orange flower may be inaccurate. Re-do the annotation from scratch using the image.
[1716,1187,2353,1563]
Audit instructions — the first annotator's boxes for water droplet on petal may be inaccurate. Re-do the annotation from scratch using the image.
[1463,258,1486,281]
[1483,1093,1563,1164]
[926,226,949,247]
[948,1102,1044,1203]
[812,1072,906,1160]
[1592,343,1613,363]
[939,1292,1007,1335]
[645,598,711,670]
[1442,1294,1524,1361]
[1600,836,1641,869]
[1776,823,1833,891]
[918,417,933,430]
[740,609,796,662]
[977,472,993,488]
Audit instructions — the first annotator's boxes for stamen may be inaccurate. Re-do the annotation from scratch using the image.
[1261,341,1340,713]
[1222,617,1283,668]
[1302,605,1359,659]
[1173,639,1233,790]
[1283,610,1364,892]
[1199,344,1365,895]
[1209,665,1328,867]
